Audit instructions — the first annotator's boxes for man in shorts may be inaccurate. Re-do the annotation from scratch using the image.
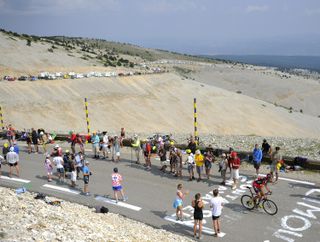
[210,189,224,237]
[7,147,20,177]
[53,155,64,182]
[270,146,282,183]
[252,144,263,177]
[83,160,91,196]
[230,151,240,190]
[111,167,127,203]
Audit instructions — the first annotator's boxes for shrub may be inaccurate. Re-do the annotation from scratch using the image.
[300,109,303,113]
[48,48,53,52]
[26,39,31,46]
[236,90,242,94]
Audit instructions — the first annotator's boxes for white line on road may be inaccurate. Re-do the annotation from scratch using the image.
[0,176,31,183]
[95,195,142,211]
[42,184,81,195]
[164,215,226,237]
[258,174,315,186]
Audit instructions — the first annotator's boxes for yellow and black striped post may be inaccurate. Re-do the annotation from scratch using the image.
[84,98,90,134]
[0,106,4,131]
[194,98,198,145]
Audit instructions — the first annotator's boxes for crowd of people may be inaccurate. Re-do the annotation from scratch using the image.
[1,125,288,239]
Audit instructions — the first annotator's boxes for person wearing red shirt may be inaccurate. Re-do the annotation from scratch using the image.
[230,151,240,190]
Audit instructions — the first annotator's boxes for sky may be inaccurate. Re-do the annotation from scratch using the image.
[0,0,320,55]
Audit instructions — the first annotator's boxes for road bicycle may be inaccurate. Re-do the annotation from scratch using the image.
[241,186,278,215]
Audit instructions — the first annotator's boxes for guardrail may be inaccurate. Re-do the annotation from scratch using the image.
[1,131,319,170]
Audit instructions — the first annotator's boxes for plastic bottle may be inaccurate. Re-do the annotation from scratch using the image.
[16,187,26,194]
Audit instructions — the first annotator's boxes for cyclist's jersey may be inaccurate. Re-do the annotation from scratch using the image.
[253,177,268,189]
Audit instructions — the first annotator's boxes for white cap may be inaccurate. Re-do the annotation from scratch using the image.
[54,144,60,149]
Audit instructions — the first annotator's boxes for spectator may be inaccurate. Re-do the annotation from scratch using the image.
[262,139,271,155]
[111,167,127,203]
[192,193,204,239]
[169,148,177,174]
[39,131,48,153]
[91,131,100,159]
[175,149,183,177]
[186,149,195,181]
[187,136,197,155]
[44,154,53,182]
[113,136,121,163]
[51,144,62,157]
[158,145,167,172]
[252,144,263,177]
[7,147,20,178]
[270,146,282,183]
[13,141,20,155]
[74,151,84,179]
[131,134,141,164]
[2,143,10,161]
[143,140,152,170]
[226,147,234,174]
[195,150,204,182]
[53,154,64,183]
[204,145,214,180]
[31,128,39,153]
[102,132,109,159]
[229,151,240,190]
[82,160,91,196]
[219,153,228,185]
[210,189,224,237]
[26,132,32,154]
[70,131,77,154]
[6,124,15,147]
[70,159,77,188]
[63,150,72,177]
[173,184,188,221]
[120,127,125,147]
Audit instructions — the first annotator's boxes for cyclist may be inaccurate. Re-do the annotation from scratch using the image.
[252,174,272,206]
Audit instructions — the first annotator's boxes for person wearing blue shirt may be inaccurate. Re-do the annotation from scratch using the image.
[82,161,91,196]
[252,144,263,176]
[13,142,20,155]
[91,132,100,159]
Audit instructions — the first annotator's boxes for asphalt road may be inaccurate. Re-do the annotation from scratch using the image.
[1,141,319,242]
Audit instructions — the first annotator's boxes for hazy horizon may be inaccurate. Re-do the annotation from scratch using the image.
[1,0,320,56]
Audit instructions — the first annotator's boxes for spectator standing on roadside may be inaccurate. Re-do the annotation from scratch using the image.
[113,136,121,162]
[173,184,188,221]
[204,145,214,180]
[143,140,152,170]
[13,141,19,155]
[120,127,125,147]
[230,151,241,190]
[159,145,168,172]
[187,136,197,155]
[111,167,127,203]
[227,147,234,174]
[70,159,77,187]
[7,147,20,178]
[39,131,48,153]
[219,153,228,185]
[192,193,204,239]
[2,143,10,161]
[26,132,32,154]
[53,154,64,183]
[175,149,183,177]
[262,139,271,155]
[44,154,53,182]
[74,151,83,179]
[102,132,109,159]
[6,124,15,147]
[210,189,224,237]
[91,131,100,159]
[252,144,263,177]
[195,150,204,182]
[70,131,77,154]
[186,149,195,181]
[270,146,282,183]
[31,128,39,153]
[82,160,91,196]
[131,134,141,164]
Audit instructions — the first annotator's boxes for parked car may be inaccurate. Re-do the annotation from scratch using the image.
[18,76,28,81]
[30,76,37,81]
[4,76,16,81]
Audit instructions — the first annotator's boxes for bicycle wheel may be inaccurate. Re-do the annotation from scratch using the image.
[262,199,278,215]
[241,195,255,210]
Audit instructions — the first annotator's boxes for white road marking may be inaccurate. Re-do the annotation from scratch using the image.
[42,184,81,195]
[258,174,315,186]
[95,195,142,211]
[164,215,226,237]
[0,176,31,183]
